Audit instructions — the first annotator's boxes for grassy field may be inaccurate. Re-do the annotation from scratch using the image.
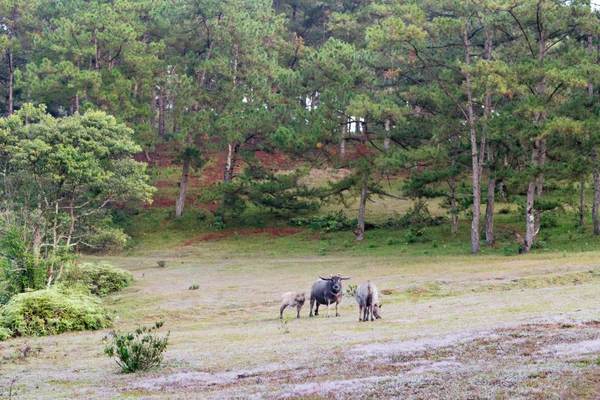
[2,237,600,399]
[3,167,600,398]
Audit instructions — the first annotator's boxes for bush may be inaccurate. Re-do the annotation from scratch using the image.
[84,227,129,253]
[189,284,199,290]
[103,321,169,373]
[383,208,445,230]
[0,288,111,339]
[290,210,357,232]
[64,263,133,297]
[0,327,12,341]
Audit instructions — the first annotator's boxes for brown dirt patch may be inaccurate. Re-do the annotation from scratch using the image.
[182,227,303,246]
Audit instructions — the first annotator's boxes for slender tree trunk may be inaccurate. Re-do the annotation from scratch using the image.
[593,148,600,234]
[525,4,548,252]
[384,119,391,151]
[224,143,238,183]
[484,152,496,245]
[589,36,600,234]
[464,26,480,254]
[175,157,190,218]
[579,178,586,227]
[340,118,346,158]
[158,87,166,138]
[355,171,368,241]
[449,176,458,235]
[7,47,14,115]
[150,85,157,130]
[525,141,539,252]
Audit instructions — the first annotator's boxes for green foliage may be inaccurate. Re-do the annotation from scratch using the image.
[383,207,445,230]
[189,284,199,290]
[0,327,12,341]
[346,284,357,297]
[502,244,521,257]
[103,321,169,373]
[290,210,356,232]
[85,228,129,254]
[0,226,45,299]
[0,288,111,339]
[387,237,400,245]
[64,263,133,297]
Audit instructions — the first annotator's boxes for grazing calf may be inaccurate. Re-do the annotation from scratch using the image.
[280,292,306,319]
[356,281,381,322]
[309,274,350,318]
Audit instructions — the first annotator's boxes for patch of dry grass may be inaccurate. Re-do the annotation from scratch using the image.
[2,249,600,398]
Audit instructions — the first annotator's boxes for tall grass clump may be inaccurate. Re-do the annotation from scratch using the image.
[0,288,111,339]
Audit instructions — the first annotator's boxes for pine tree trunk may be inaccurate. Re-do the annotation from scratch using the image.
[224,142,237,183]
[593,147,600,235]
[525,4,548,253]
[340,118,346,158]
[525,142,539,252]
[7,47,13,115]
[175,157,190,217]
[579,178,586,227]
[355,171,368,241]
[449,176,458,235]
[484,145,496,246]
[464,26,480,254]
[384,119,391,151]
[150,85,157,130]
[158,88,166,138]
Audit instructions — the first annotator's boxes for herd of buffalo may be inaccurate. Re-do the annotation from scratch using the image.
[279,274,382,322]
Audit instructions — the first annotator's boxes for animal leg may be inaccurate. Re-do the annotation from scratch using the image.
[335,301,340,317]
[280,304,287,319]
[326,300,331,318]
[362,306,368,322]
[296,304,302,318]
[315,302,319,316]
[358,305,363,322]
[309,298,315,317]
[370,305,374,321]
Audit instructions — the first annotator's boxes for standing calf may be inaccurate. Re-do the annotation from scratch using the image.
[356,281,381,322]
[280,292,306,319]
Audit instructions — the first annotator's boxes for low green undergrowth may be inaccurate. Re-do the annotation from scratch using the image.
[64,262,133,297]
[0,288,112,339]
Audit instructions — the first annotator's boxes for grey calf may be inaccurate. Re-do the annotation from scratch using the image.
[280,292,306,319]
[356,281,381,321]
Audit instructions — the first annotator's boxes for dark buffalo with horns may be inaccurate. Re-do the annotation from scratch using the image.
[309,274,350,318]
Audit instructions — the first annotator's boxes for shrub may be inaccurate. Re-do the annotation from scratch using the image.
[103,321,169,373]
[386,237,400,245]
[383,208,445,230]
[290,210,356,232]
[345,284,357,297]
[0,327,12,341]
[84,227,129,253]
[64,263,133,297]
[157,260,167,268]
[540,213,559,229]
[0,288,111,339]
[189,284,199,290]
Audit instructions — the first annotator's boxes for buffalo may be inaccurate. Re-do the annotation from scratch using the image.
[309,274,350,318]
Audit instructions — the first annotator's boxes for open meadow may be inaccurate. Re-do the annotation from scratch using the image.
[3,229,600,399]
